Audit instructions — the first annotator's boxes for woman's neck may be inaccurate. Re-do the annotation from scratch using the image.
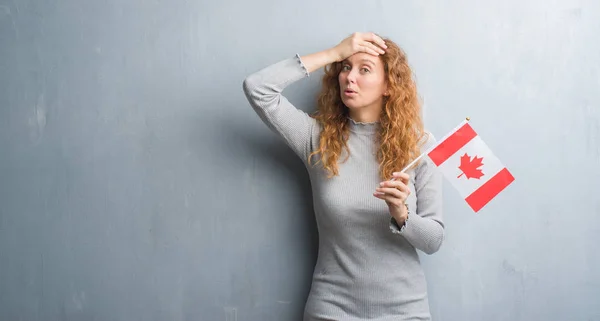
[348,105,382,123]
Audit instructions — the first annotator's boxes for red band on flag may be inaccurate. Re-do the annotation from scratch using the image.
[465,168,515,212]
[428,123,477,166]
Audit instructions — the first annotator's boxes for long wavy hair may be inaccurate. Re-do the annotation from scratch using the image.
[308,37,427,179]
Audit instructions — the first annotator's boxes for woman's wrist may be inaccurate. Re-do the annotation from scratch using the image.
[393,203,409,225]
[300,48,340,74]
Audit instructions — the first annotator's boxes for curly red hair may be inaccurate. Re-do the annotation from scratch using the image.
[308,37,427,179]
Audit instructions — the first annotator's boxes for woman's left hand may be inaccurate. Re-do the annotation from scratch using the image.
[374,172,410,224]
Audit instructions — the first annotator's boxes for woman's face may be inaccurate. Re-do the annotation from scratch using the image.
[338,52,388,112]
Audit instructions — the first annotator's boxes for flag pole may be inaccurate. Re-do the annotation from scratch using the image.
[390,117,470,180]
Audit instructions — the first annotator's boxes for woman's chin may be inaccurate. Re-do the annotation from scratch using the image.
[341,99,361,109]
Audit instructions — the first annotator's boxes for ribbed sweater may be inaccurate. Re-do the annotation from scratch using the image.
[242,54,445,321]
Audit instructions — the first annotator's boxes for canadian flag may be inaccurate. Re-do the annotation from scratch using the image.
[427,120,514,212]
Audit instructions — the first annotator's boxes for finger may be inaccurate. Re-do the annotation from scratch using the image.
[379,180,410,194]
[360,44,381,56]
[366,32,388,49]
[365,41,385,55]
[373,190,408,204]
[392,172,410,184]
[395,183,411,195]
[375,187,406,200]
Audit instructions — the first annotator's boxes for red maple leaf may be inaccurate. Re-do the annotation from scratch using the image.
[457,153,484,179]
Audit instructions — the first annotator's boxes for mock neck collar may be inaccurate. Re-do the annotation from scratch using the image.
[347,116,379,135]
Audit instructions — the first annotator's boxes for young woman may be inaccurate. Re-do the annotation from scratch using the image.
[243,32,444,321]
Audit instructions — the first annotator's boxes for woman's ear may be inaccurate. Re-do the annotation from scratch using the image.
[383,81,390,96]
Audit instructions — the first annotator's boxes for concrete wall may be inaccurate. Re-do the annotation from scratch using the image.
[1,0,598,320]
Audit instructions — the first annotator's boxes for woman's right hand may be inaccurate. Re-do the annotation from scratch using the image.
[331,32,388,62]
[300,32,388,74]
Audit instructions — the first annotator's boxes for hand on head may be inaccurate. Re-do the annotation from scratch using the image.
[332,32,388,62]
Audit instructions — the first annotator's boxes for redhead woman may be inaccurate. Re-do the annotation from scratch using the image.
[243,32,444,321]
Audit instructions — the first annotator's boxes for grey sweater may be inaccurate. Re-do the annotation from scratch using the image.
[242,54,445,321]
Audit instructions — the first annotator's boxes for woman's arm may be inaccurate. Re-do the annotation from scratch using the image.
[242,54,319,162]
[242,32,388,161]
[387,133,445,254]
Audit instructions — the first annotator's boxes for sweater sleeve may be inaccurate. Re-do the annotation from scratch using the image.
[242,54,319,163]
[389,132,445,254]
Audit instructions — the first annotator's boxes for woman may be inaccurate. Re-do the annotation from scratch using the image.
[243,32,444,321]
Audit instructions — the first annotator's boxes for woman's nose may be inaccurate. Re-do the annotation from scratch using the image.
[346,70,357,83]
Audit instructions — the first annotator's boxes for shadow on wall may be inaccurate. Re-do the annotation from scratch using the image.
[227,125,319,319]
[187,106,319,319]
[221,116,319,250]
